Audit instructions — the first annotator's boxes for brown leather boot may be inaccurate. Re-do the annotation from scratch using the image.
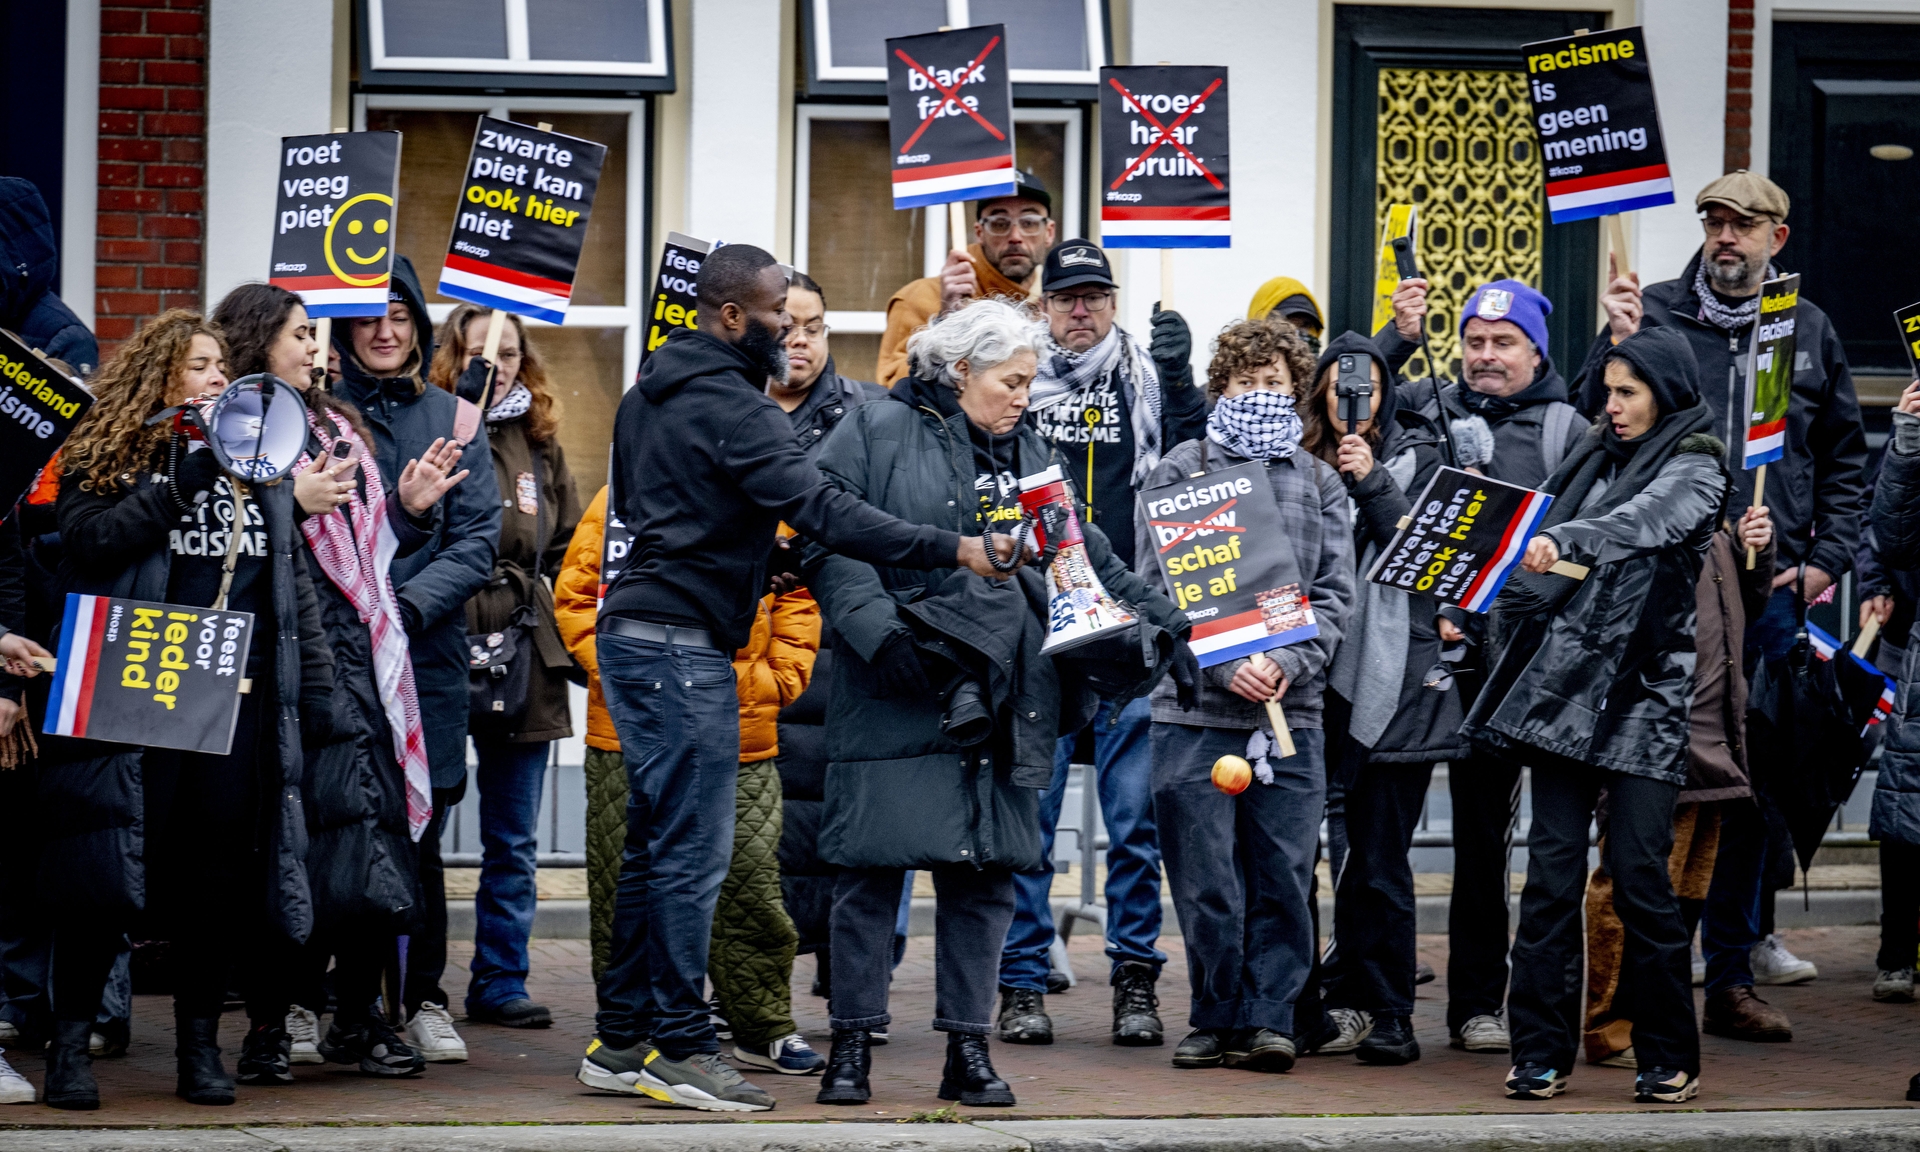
[1703,985,1792,1042]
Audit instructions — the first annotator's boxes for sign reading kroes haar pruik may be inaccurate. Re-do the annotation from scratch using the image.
[1522,26,1674,223]
[268,131,401,317]
[0,328,93,520]
[884,25,1017,210]
[1098,65,1231,248]
[439,117,608,323]
[1367,467,1555,613]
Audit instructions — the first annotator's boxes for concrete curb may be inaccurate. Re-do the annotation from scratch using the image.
[7,1111,1920,1151]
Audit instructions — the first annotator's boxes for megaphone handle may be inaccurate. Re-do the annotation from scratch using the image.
[1250,650,1296,759]
[212,481,250,612]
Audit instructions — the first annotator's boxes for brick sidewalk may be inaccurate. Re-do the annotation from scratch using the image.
[4,926,1916,1127]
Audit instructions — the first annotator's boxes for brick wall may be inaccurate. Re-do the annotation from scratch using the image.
[1726,0,1755,171]
[95,0,207,358]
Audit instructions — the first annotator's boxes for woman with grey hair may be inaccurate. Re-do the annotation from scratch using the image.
[803,298,1188,1108]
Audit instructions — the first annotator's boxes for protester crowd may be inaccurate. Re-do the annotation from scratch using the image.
[0,163,1905,1115]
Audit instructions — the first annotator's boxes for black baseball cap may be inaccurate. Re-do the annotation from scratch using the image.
[1042,238,1117,293]
[977,168,1052,217]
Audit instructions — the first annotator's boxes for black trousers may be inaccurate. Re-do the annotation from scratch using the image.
[1446,750,1522,1034]
[403,781,463,1014]
[827,865,1013,1035]
[1330,759,1436,1019]
[1880,840,1920,972]
[295,926,397,1025]
[1509,755,1695,1075]
[0,762,49,1036]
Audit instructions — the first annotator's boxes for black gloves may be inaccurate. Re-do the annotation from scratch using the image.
[172,446,225,508]
[871,629,931,699]
[1149,309,1194,388]
[1169,637,1200,711]
[455,355,496,405]
[398,597,424,636]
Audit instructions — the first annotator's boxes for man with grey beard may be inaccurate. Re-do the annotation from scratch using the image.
[1570,169,1868,1044]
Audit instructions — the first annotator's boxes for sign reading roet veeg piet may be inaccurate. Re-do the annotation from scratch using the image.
[268,131,401,317]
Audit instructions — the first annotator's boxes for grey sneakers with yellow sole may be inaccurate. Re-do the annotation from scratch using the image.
[578,1038,774,1112]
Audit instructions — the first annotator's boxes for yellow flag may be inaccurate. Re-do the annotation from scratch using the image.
[1370,204,1418,335]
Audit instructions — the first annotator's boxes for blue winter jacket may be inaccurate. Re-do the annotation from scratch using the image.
[0,178,98,374]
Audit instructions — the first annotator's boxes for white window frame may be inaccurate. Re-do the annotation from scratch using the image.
[354,92,647,389]
[810,0,1105,87]
[794,103,1082,335]
[368,0,670,78]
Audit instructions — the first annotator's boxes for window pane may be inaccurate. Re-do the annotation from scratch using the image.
[828,333,881,385]
[972,0,1088,72]
[823,0,947,70]
[510,111,628,306]
[1016,121,1067,229]
[382,0,508,59]
[525,326,628,495]
[365,108,479,305]
[807,118,923,312]
[526,0,651,63]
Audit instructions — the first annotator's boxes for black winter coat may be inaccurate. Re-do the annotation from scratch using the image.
[1868,434,1920,846]
[0,178,98,374]
[40,459,332,941]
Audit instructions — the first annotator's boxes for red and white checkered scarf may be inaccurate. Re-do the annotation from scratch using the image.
[297,410,433,841]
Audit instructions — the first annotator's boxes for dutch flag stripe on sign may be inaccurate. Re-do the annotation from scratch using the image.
[1460,491,1554,613]
[47,593,108,739]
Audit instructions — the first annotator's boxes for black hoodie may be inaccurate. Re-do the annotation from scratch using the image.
[605,326,961,650]
[0,178,97,373]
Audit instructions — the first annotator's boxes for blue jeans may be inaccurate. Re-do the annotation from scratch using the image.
[465,739,550,1013]
[593,631,739,1059]
[1000,695,1166,991]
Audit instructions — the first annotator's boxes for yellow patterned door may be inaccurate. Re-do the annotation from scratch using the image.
[1376,68,1543,381]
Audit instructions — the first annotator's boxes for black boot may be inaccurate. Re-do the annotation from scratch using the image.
[44,1021,99,1111]
[1111,961,1163,1047]
[815,1029,871,1105]
[995,986,1053,1045]
[938,1032,1015,1107]
[175,1014,235,1105]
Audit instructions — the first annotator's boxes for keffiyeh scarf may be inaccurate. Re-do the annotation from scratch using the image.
[1029,325,1163,485]
[1692,257,1777,332]
[1206,390,1303,461]
[297,410,433,842]
[486,382,532,423]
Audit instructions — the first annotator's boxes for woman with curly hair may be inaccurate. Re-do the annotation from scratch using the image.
[39,310,334,1110]
[426,305,579,1029]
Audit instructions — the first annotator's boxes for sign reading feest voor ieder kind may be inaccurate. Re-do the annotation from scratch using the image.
[1098,65,1230,249]
[440,117,608,324]
[885,25,1016,210]
[1368,467,1555,614]
[643,231,713,363]
[1895,300,1920,382]
[1744,273,1801,470]
[268,132,402,317]
[1138,462,1317,669]
[1522,27,1674,223]
[0,328,92,517]
[45,594,255,756]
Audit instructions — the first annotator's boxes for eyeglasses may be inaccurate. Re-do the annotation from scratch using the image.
[1700,213,1773,238]
[791,321,830,340]
[1045,291,1114,314]
[980,213,1050,238]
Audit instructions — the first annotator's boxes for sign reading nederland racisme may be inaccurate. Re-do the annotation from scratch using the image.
[1522,27,1674,223]
[885,26,1017,210]
[1744,274,1799,470]
[439,117,608,324]
[1099,65,1230,248]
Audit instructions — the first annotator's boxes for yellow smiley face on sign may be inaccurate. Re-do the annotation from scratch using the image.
[323,193,396,286]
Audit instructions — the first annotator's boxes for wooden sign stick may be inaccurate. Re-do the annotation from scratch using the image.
[1160,249,1176,311]
[1855,615,1883,659]
[481,307,508,365]
[1748,465,1766,569]
[1250,650,1295,758]
[311,317,331,388]
[1605,214,1633,280]
[950,201,969,265]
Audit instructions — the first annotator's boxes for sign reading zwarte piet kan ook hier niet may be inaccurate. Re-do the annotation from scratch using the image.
[439,117,608,323]
[268,131,401,317]
[1099,65,1231,248]
[885,25,1016,210]
[1522,27,1674,223]
[1368,468,1555,614]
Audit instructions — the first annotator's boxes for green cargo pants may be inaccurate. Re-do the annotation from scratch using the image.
[710,757,800,1048]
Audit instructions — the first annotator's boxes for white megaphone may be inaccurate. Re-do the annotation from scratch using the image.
[1017,465,1138,655]
[199,373,311,484]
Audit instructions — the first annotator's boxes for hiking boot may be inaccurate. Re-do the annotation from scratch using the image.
[174,1014,235,1105]
[1355,1015,1420,1065]
[1634,1067,1699,1103]
[1875,967,1916,1003]
[1111,961,1163,1047]
[938,1032,1015,1106]
[44,1022,97,1111]
[636,1049,775,1112]
[236,1022,293,1085]
[1703,985,1792,1042]
[0,1049,34,1104]
[995,986,1053,1045]
[1222,1028,1295,1073]
[577,1036,656,1096]
[1750,933,1817,985]
[733,1032,824,1075]
[815,1029,872,1105]
[1451,1014,1510,1053]
[403,1003,468,1063]
[286,1007,323,1065]
[466,997,552,1028]
[1310,1008,1373,1055]
[320,1015,426,1077]
[1505,1063,1568,1100]
[1172,1028,1227,1069]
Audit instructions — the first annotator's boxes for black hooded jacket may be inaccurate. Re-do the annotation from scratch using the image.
[604,325,962,651]
[0,179,97,374]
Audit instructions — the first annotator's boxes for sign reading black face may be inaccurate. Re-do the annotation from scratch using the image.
[885,25,1016,210]
[0,328,92,519]
[1522,27,1674,223]
[268,131,402,317]
[1098,65,1231,249]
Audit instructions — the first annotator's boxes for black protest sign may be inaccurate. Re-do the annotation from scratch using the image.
[1137,461,1318,668]
[1367,468,1555,613]
[885,25,1016,210]
[46,594,254,756]
[599,449,631,605]
[1098,65,1230,249]
[1524,27,1675,223]
[1896,300,1920,381]
[268,131,401,317]
[438,117,607,323]
[0,328,93,517]
[644,231,713,363]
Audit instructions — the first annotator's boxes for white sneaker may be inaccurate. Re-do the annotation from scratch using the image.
[1450,1013,1510,1053]
[1875,967,1916,1003]
[1595,1044,1637,1069]
[1313,1008,1373,1055]
[404,1002,469,1063]
[287,1006,324,1064]
[0,1021,18,1042]
[1691,954,1705,987]
[733,1032,825,1075]
[0,1050,34,1104]
[1750,934,1818,985]
[87,1032,109,1056]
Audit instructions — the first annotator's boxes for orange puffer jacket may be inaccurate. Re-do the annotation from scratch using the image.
[554,487,821,760]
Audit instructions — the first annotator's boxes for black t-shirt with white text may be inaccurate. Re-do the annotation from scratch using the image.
[1029,371,1137,565]
[166,468,270,644]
